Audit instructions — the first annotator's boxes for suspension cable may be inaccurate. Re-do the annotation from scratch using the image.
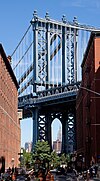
[11,24,31,57]
[13,41,33,70]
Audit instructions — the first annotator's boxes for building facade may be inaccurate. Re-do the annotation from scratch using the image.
[0,44,20,169]
[57,126,62,142]
[25,142,32,153]
[53,126,62,153]
[53,140,62,154]
[76,32,100,167]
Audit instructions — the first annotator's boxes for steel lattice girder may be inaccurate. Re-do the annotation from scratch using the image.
[32,19,78,93]
[36,107,76,153]
[64,111,76,153]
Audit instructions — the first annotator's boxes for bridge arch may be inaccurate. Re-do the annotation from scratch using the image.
[50,33,62,85]
[51,118,62,153]
[50,33,62,43]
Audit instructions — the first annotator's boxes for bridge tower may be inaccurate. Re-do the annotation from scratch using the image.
[30,11,78,153]
[11,11,100,153]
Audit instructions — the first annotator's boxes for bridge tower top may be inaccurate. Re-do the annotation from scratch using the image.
[31,10,99,31]
[11,11,100,97]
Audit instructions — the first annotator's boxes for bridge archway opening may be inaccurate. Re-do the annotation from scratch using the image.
[51,118,62,153]
[50,34,62,85]
[21,118,33,148]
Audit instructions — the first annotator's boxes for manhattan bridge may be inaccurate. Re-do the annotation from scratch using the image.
[11,11,100,153]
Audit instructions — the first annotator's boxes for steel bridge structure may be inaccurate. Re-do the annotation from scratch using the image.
[11,11,100,153]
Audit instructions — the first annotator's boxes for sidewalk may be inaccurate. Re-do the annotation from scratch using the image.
[85,177,100,181]
[91,178,100,181]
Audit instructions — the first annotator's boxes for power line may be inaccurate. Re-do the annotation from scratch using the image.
[80,86,100,96]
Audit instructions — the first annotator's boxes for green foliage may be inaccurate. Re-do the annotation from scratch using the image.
[60,153,66,165]
[50,151,60,168]
[60,153,71,166]
[33,140,51,163]
[66,154,71,163]
[49,152,71,169]
[21,141,72,170]
[22,149,32,168]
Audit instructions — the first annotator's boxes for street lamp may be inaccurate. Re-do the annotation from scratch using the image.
[0,158,2,171]
[18,148,24,168]
[11,158,14,167]
[11,158,15,173]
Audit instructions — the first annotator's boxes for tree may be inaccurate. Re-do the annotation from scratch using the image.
[50,151,60,169]
[32,140,51,180]
[22,149,32,169]
[60,153,67,166]
[32,140,51,167]
[66,153,71,163]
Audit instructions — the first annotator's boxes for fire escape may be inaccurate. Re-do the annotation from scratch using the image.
[85,65,91,166]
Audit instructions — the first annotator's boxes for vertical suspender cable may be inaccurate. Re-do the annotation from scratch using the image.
[51,25,53,87]
[56,24,58,87]
[59,26,63,86]
[74,28,78,83]
[40,22,42,91]
[65,26,67,85]
[44,22,47,90]
[46,20,50,90]
[52,23,55,88]
[24,34,27,95]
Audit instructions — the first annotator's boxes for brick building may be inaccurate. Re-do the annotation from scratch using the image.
[25,142,32,153]
[0,44,21,169]
[76,32,100,167]
[53,139,62,154]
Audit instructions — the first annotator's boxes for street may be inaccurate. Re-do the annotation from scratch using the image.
[52,173,78,181]
[53,174,100,181]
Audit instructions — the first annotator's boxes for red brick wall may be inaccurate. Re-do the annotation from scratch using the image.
[94,38,100,161]
[0,54,21,168]
[76,89,84,152]
[76,33,100,167]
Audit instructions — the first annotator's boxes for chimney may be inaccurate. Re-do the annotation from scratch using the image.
[7,55,11,63]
